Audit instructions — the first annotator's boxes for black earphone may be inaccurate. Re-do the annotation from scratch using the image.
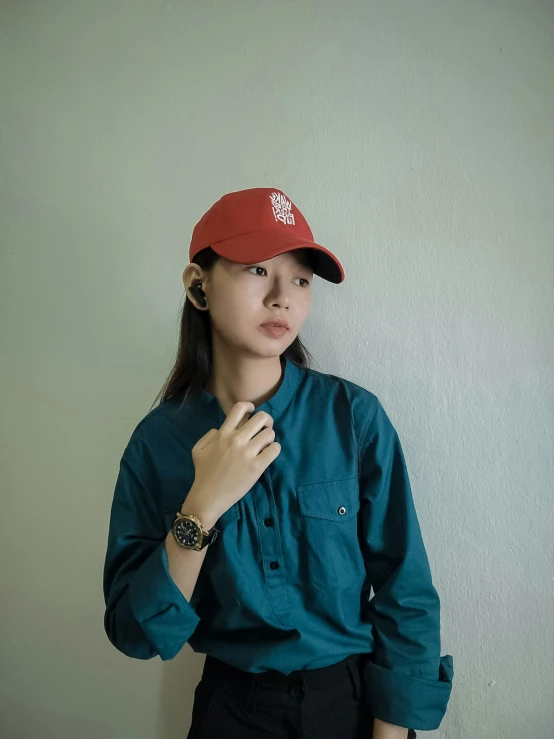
[189,283,207,307]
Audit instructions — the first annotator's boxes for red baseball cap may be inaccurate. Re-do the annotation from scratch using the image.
[189,187,345,284]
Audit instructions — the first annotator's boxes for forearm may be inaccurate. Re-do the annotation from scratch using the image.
[165,486,220,602]
[373,717,409,739]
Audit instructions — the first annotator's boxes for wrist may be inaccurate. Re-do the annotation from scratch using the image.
[180,489,220,530]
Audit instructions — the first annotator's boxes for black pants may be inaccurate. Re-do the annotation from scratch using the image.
[187,652,417,739]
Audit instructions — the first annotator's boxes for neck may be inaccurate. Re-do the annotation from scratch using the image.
[204,349,285,417]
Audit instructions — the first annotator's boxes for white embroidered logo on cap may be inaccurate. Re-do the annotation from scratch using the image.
[270,191,295,226]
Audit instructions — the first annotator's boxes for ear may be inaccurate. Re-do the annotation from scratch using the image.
[182,263,201,289]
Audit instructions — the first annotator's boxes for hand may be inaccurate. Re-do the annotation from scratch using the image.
[188,401,281,520]
[373,717,409,739]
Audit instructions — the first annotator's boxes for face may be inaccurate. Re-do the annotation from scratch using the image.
[183,250,314,358]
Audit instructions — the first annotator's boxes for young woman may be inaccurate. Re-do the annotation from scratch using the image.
[103,187,454,739]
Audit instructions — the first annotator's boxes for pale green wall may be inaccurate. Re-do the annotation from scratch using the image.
[1,1,553,737]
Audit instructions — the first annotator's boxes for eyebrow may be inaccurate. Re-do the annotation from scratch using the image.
[246,260,314,273]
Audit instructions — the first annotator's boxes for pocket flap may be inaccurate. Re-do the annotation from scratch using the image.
[296,476,359,521]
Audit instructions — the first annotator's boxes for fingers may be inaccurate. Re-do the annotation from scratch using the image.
[219,401,255,433]
[221,402,274,439]
[255,440,281,468]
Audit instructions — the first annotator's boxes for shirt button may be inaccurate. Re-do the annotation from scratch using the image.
[264,518,274,527]
[269,561,279,570]
[338,506,346,515]
[289,683,305,700]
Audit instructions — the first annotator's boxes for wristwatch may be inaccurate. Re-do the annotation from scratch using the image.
[171,511,219,551]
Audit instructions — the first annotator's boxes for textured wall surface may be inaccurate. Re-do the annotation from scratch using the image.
[1,1,553,737]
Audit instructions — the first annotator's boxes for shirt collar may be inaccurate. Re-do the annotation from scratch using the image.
[196,355,304,424]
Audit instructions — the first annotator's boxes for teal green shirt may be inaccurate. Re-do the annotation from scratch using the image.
[103,356,454,730]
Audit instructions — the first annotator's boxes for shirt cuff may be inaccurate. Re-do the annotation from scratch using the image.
[363,654,454,730]
[128,539,202,661]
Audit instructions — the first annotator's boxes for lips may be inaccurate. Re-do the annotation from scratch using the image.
[260,323,289,338]
[260,320,289,329]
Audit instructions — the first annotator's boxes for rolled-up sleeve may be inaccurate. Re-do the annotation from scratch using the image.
[102,438,201,661]
[358,399,454,730]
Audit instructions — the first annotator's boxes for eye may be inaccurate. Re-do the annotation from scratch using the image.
[247,265,266,277]
[247,265,310,287]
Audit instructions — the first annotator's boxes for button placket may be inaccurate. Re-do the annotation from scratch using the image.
[257,471,293,624]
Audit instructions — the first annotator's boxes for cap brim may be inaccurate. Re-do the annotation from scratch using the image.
[208,229,345,284]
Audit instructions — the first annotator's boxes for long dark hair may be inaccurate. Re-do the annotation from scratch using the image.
[150,246,317,411]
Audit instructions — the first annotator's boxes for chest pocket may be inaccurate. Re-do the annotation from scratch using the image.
[296,476,365,593]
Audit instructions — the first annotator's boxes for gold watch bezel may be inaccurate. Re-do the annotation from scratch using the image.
[172,512,207,550]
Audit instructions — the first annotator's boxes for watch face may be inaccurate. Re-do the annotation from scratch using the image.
[173,518,201,548]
